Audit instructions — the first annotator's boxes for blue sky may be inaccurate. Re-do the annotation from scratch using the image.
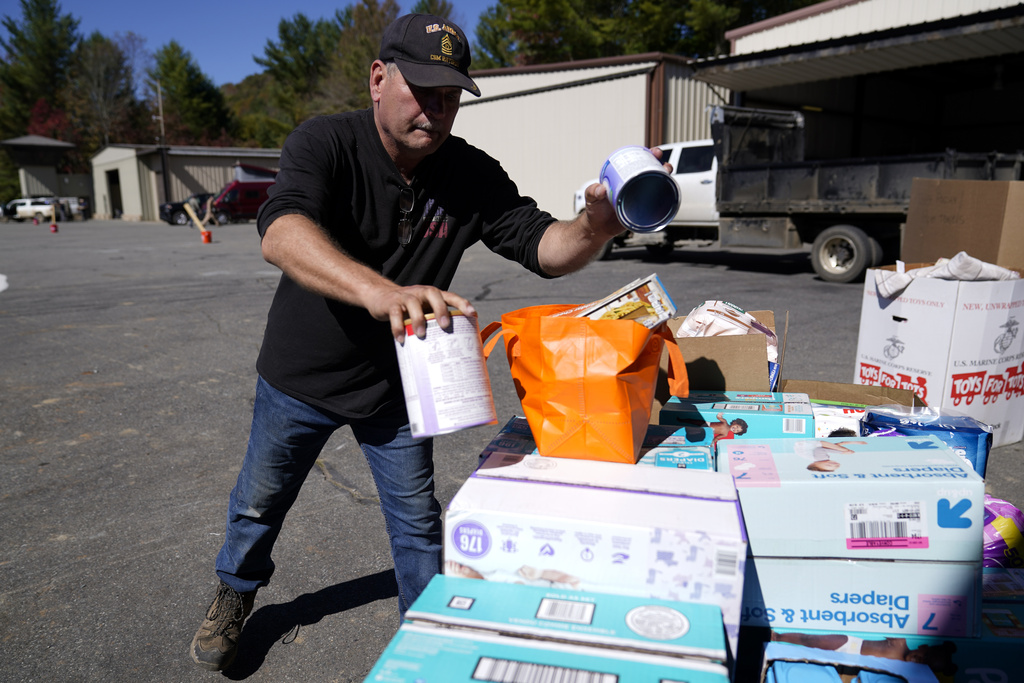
[21,0,494,87]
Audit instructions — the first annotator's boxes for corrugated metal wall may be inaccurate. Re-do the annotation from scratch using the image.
[163,152,281,204]
[661,63,731,143]
[455,59,729,221]
[733,0,1018,54]
[457,72,651,220]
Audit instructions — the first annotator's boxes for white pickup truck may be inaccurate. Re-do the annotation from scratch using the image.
[574,139,719,259]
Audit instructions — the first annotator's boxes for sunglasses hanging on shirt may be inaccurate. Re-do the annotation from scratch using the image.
[397,186,415,246]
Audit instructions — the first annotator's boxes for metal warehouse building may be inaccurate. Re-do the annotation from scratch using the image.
[692,0,1024,160]
[455,54,730,220]
[90,144,280,221]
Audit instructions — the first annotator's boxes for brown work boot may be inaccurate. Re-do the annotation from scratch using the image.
[190,581,256,671]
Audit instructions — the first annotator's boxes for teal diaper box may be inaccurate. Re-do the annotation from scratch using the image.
[659,391,815,445]
[717,435,984,640]
[479,417,713,469]
[716,435,985,562]
[406,574,728,665]
[742,555,982,638]
[364,623,732,682]
[771,601,1024,683]
[760,641,940,683]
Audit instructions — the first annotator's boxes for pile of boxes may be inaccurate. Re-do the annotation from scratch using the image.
[366,179,1024,682]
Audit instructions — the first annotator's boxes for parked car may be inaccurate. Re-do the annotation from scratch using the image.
[6,197,57,222]
[573,140,718,259]
[211,180,274,223]
[160,193,215,225]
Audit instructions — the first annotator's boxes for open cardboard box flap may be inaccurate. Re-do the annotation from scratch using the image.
[652,310,785,422]
[901,178,1024,268]
[777,379,924,408]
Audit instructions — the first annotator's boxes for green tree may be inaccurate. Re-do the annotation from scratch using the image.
[0,0,79,199]
[255,13,342,128]
[148,41,236,145]
[410,0,457,21]
[472,0,823,67]
[223,72,294,148]
[317,0,400,113]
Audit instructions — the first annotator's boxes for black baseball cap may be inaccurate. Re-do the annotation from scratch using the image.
[379,14,481,97]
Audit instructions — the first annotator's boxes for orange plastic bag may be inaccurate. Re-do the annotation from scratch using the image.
[481,304,688,463]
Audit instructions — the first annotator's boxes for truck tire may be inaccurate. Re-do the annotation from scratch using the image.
[811,225,881,283]
[171,210,188,225]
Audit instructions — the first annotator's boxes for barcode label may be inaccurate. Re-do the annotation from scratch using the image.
[715,548,739,576]
[782,418,806,433]
[845,501,928,549]
[849,520,909,539]
[473,657,618,683]
[536,598,595,625]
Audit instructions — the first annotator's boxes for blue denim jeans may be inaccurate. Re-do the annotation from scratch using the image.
[215,376,441,615]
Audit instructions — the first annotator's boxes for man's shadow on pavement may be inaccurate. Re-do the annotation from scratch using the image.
[223,569,398,679]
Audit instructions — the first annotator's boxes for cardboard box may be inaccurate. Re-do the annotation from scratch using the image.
[366,623,733,682]
[759,641,940,683]
[856,177,1024,447]
[652,310,786,422]
[855,266,1024,447]
[716,435,985,562]
[901,178,1024,267]
[856,270,1024,450]
[658,391,815,443]
[406,574,729,665]
[771,601,1024,683]
[777,379,924,408]
[445,454,747,655]
[742,555,982,638]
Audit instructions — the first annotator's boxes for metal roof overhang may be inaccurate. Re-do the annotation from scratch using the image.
[692,6,1024,92]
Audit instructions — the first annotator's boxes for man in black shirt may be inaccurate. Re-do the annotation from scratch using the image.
[191,13,633,671]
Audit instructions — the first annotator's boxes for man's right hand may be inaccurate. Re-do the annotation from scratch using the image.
[368,283,476,343]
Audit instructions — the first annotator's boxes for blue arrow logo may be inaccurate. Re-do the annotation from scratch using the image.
[938,498,972,528]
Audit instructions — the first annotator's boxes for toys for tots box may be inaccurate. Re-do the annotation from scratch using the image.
[854,178,1024,447]
[444,452,747,656]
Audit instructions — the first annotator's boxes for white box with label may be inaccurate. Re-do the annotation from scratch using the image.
[855,269,1024,447]
[446,454,747,655]
[716,435,984,562]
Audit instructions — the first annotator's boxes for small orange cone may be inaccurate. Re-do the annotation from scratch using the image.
[50,223,58,233]
[201,230,212,244]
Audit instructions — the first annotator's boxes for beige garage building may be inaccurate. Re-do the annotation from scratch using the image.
[90,144,280,221]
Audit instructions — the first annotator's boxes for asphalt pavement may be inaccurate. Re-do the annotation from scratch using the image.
[1,218,1020,682]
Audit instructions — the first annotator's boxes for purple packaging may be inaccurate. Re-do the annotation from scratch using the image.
[984,494,1024,568]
